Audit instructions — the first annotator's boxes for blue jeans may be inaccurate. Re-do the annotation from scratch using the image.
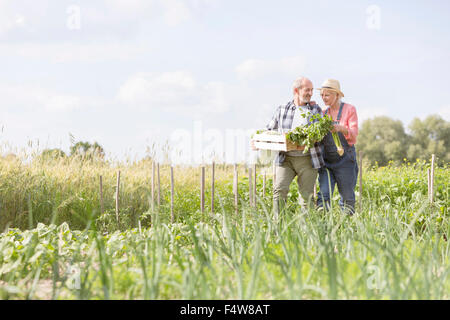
[317,160,358,214]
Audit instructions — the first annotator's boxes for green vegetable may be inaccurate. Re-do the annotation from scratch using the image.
[254,113,344,155]
[286,113,334,154]
[251,129,279,138]
[332,132,344,156]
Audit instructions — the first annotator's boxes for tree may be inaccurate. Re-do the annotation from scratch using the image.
[357,116,409,166]
[40,148,67,160]
[2,153,18,161]
[407,115,450,163]
[70,141,105,160]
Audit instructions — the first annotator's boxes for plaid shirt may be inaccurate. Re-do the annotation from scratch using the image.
[266,100,325,169]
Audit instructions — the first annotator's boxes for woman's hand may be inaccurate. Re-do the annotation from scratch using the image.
[332,124,348,135]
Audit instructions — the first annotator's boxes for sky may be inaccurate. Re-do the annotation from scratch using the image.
[1,0,449,164]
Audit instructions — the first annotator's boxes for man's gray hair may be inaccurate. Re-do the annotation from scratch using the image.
[292,77,309,90]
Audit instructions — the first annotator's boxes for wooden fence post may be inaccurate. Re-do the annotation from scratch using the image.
[253,164,257,206]
[430,154,435,204]
[359,151,363,212]
[170,166,174,223]
[200,166,205,213]
[263,170,266,198]
[115,170,120,227]
[272,162,276,192]
[234,164,238,215]
[157,163,161,207]
[211,162,215,213]
[427,168,431,202]
[248,166,253,207]
[99,175,104,216]
[151,161,155,211]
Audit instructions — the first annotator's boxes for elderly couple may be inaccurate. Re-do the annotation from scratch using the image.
[251,77,359,216]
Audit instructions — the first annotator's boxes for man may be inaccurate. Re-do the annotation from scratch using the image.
[251,77,324,217]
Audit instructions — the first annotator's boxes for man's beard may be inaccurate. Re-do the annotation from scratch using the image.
[299,95,311,104]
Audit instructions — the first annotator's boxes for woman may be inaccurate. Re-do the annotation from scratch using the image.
[316,79,359,215]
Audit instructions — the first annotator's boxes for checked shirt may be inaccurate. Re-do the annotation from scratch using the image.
[266,100,325,169]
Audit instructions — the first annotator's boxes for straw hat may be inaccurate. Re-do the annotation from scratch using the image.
[317,79,344,97]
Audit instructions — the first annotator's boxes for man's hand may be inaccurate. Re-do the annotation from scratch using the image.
[250,139,258,151]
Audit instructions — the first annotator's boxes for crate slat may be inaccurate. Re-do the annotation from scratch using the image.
[255,141,287,151]
[254,132,286,143]
[253,131,305,152]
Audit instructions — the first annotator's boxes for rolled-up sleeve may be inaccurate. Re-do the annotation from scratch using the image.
[266,106,280,131]
[343,104,358,145]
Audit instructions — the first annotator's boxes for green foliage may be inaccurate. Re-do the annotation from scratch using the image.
[0,157,448,300]
[357,114,449,166]
[70,141,105,161]
[0,192,448,299]
[286,113,334,153]
[39,149,67,161]
[407,115,450,163]
[357,116,409,166]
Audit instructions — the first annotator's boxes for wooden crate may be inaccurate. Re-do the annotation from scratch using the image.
[253,131,305,152]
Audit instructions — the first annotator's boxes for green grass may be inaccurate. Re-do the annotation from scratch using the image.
[0,200,448,299]
[0,156,448,299]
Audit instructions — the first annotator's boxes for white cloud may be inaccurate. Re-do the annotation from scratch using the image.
[117,71,229,113]
[438,106,450,121]
[201,81,228,113]
[15,14,25,27]
[103,0,156,13]
[0,84,83,155]
[162,0,192,26]
[355,105,388,123]
[0,42,146,63]
[0,0,219,42]
[85,0,158,27]
[0,83,101,113]
[235,56,307,80]
[0,1,27,34]
[0,0,50,37]
[98,0,216,27]
[45,95,82,112]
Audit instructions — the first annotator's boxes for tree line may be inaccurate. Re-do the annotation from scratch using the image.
[39,141,105,161]
[357,114,449,166]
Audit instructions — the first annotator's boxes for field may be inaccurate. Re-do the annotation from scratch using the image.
[0,156,448,299]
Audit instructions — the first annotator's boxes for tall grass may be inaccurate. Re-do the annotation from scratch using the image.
[0,156,447,232]
[0,156,245,231]
[0,193,449,299]
[0,156,448,299]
